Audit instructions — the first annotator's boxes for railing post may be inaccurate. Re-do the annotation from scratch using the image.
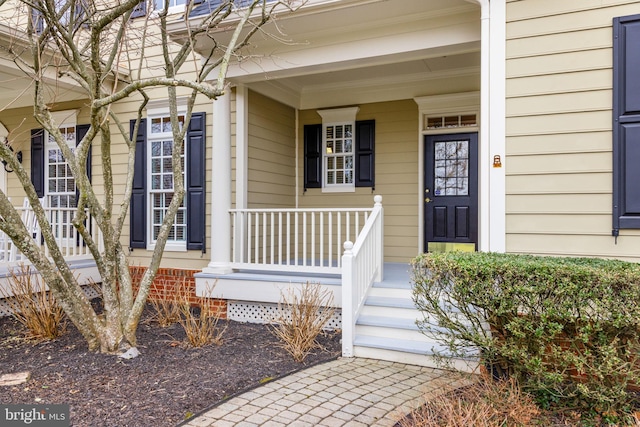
[341,240,355,358]
[374,195,383,282]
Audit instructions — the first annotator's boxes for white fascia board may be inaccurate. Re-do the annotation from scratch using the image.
[225,15,480,81]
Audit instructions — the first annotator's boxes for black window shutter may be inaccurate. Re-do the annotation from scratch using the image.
[186,112,206,251]
[304,124,322,189]
[355,120,375,188]
[30,129,45,198]
[31,8,44,34]
[131,1,146,18]
[130,119,147,249]
[613,14,640,230]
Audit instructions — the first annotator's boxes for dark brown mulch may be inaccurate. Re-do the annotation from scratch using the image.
[0,304,341,427]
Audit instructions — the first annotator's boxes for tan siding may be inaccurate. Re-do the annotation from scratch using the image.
[507,48,611,79]
[507,132,611,156]
[505,0,640,261]
[247,90,296,209]
[507,70,612,97]
[507,152,610,175]
[298,99,419,263]
[507,194,610,215]
[506,91,611,117]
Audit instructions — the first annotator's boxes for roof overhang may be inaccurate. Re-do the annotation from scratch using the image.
[170,0,482,108]
[0,22,130,110]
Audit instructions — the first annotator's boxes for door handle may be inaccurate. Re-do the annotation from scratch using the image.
[425,197,432,203]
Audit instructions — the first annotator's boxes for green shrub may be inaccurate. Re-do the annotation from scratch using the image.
[411,252,640,421]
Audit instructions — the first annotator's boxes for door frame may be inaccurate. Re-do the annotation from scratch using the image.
[414,92,481,254]
[423,132,479,252]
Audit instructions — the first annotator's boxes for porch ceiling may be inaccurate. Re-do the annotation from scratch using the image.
[174,0,481,109]
[0,24,93,111]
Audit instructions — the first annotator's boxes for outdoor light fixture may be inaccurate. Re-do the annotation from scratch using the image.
[1,146,23,173]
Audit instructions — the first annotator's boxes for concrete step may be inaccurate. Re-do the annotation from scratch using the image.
[355,324,427,342]
[372,280,412,291]
[353,334,440,355]
[357,314,420,330]
[365,295,415,309]
[353,343,478,372]
[360,304,420,319]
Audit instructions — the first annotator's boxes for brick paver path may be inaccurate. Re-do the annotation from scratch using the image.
[181,357,470,427]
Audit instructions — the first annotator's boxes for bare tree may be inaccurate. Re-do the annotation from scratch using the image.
[0,0,301,353]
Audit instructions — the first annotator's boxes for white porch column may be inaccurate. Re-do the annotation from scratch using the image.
[477,0,506,252]
[203,89,233,274]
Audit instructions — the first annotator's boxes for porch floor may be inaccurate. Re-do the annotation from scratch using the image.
[194,262,414,307]
[199,262,411,286]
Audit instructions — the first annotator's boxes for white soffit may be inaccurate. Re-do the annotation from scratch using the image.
[224,0,481,108]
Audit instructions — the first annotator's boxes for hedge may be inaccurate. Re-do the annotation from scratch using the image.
[411,252,640,417]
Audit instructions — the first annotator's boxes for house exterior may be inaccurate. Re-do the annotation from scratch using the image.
[1,0,639,365]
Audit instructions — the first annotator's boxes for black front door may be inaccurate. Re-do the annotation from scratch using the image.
[424,133,478,252]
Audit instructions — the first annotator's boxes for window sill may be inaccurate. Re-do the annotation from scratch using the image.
[322,185,355,193]
[147,242,187,252]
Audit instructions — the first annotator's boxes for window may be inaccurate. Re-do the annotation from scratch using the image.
[147,114,186,248]
[46,125,77,209]
[323,122,354,189]
[31,0,87,34]
[155,0,185,9]
[31,111,90,203]
[129,112,206,252]
[31,112,91,242]
[612,13,640,231]
[304,107,375,192]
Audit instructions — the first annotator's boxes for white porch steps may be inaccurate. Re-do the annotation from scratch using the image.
[353,279,477,372]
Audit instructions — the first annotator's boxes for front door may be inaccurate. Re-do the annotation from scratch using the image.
[424,133,478,252]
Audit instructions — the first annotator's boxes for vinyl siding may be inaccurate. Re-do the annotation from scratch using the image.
[1,14,215,270]
[298,99,420,263]
[505,0,640,261]
[247,91,296,209]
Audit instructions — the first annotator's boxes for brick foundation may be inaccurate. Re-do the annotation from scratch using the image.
[129,266,227,318]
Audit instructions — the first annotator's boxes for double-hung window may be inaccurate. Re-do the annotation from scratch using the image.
[129,109,206,252]
[304,107,375,192]
[30,110,90,242]
[147,114,186,250]
[323,122,354,190]
[46,123,77,209]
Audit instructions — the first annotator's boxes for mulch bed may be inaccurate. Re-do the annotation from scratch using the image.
[0,304,341,427]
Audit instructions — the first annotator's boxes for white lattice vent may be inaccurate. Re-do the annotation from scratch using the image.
[228,301,342,330]
[0,298,13,317]
[0,284,101,318]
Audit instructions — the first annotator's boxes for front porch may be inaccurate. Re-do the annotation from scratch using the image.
[0,201,101,312]
[195,196,476,371]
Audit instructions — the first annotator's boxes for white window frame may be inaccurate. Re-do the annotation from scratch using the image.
[43,110,78,244]
[45,110,78,209]
[145,109,187,252]
[153,0,186,15]
[317,107,359,193]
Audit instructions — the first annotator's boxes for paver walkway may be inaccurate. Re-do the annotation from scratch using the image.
[181,357,471,427]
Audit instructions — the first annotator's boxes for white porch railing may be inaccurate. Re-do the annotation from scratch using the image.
[0,204,101,265]
[230,204,374,274]
[341,195,384,357]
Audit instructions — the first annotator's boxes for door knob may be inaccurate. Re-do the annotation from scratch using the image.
[425,197,432,203]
